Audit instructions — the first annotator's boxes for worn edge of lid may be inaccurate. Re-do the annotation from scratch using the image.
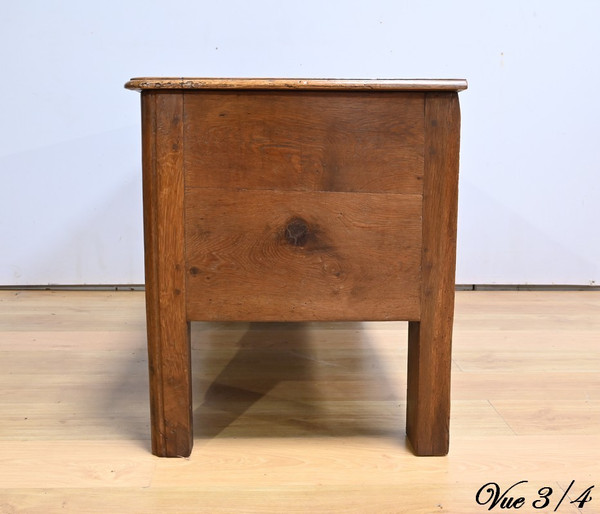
[124,77,468,92]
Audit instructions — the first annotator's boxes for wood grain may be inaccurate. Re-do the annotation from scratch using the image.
[183,91,424,193]
[125,77,468,92]
[184,189,422,321]
[142,91,193,457]
[406,92,461,455]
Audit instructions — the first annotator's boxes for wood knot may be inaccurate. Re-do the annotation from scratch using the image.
[285,217,309,246]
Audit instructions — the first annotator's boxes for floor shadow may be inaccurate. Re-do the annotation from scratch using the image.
[99,329,153,450]
[192,321,405,441]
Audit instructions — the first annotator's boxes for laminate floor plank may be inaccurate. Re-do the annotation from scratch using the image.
[0,290,599,513]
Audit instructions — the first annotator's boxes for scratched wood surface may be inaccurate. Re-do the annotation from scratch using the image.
[125,77,469,92]
[183,91,424,193]
[185,189,422,322]
[0,290,599,513]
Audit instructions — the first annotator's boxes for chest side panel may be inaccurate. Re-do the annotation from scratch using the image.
[182,90,424,321]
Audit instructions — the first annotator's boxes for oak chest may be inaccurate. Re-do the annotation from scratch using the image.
[125,77,467,457]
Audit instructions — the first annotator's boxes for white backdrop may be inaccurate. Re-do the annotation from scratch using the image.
[1,1,598,286]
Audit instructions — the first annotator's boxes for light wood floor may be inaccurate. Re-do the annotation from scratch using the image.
[0,290,599,513]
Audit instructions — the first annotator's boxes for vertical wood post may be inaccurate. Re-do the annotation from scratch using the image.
[141,91,193,457]
[406,92,461,456]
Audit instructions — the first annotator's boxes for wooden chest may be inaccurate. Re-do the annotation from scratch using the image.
[125,77,467,457]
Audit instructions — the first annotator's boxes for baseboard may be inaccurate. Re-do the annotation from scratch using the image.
[455,284,600,291]
[1,284,598,292]
[0,284,145,291]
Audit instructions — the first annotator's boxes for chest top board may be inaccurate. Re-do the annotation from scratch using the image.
[126,77,467,459]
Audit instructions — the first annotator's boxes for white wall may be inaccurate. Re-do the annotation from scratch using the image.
[1,0,598,286]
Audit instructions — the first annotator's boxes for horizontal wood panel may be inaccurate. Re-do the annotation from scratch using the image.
[185,189,422,321]
[183,91,424,193]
